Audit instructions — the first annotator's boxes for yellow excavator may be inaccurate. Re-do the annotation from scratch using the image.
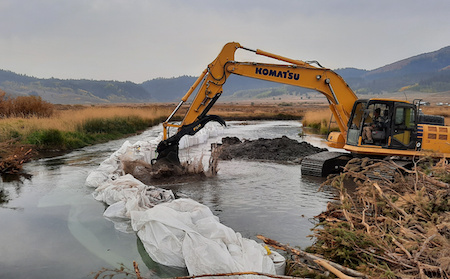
[154,42,450,176]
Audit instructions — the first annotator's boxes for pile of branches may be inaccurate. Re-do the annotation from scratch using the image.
[308,157,449,278]
[0,143,35,174]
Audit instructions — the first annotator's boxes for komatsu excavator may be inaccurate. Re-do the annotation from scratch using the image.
[154,42,450,176]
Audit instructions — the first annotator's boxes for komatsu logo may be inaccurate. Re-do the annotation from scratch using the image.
[255,67,299,80]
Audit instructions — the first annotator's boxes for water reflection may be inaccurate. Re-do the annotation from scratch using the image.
[0,173,32,207]
[0,121,336,278]
[0,188,9,204]
[1,172,32,183]
[137,238,187,278]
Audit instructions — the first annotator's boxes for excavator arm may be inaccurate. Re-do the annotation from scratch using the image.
[155,42,358,165]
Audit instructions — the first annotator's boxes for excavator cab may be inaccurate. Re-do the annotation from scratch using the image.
[346,99,418,150]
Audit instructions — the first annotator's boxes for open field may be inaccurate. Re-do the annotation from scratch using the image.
[1,98,449,278]
[1,98,448,148]
[0,95,448,174]
[0,102,312,173]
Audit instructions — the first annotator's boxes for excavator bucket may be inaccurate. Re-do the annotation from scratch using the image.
[153,115,226,166]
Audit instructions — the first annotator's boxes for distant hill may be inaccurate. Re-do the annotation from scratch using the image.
[0,71,153,104]
[141,76,197,103]
[1,46,449,104]
[336,46,450,94]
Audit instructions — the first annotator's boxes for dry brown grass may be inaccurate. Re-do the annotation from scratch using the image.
[421,106,450,125]
[209,103,307,120]
[301,106,340,134]
[302,106,332,124]
[0,104,173,142]
[0,101,311,143]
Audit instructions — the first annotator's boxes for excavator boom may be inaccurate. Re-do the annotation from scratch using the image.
[156,42,357,165]
[155,42,449,170]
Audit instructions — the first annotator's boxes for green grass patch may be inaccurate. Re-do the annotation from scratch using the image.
[25,115,158,150]
[78,116,149,135]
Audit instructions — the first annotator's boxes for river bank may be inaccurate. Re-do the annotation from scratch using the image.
[1,101,448,278]
[0,102,310,175]
[0,120,333,279]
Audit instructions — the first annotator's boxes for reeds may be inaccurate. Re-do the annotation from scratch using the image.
[422,106,450,125]
[209,103,305,120]
[0,105,172,149]
[301,106,339,134]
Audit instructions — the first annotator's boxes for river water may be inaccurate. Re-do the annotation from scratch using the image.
[0,121,335,279]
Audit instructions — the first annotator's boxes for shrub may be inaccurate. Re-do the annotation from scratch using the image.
[0,94,54,118]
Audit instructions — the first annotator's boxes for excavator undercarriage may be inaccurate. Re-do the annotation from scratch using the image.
[301,151,352,177]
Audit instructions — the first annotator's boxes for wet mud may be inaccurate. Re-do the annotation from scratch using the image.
[216,135,327,163]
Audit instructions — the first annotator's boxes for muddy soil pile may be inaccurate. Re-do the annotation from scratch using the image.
[216,135,326,163]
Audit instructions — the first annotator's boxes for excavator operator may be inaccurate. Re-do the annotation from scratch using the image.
[362,108,385,144]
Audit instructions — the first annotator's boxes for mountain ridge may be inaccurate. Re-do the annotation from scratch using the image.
[1,45,449,104]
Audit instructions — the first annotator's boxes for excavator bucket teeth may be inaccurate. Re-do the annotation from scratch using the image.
[154,115,226,166]
[154,141,181,166]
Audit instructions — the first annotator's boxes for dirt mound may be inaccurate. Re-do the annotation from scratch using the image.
[216,136,327,163]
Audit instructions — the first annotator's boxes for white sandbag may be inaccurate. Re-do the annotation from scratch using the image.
[118,140,157,164]
[85,141,133,188]
[94,174,175,216]
[103,200,134,233]
[131,206,192,267]
[86,123,283,276]
[177,123,224,150]
[130,199,276,275]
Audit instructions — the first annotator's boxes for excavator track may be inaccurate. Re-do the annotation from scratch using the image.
[301,151,351,177]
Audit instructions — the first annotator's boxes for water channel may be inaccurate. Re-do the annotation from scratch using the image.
[0,120,335,279]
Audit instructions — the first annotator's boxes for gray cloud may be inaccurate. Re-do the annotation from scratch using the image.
[1,0,449,83]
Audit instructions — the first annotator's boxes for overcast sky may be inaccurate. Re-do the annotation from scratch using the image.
[2,0,449,83]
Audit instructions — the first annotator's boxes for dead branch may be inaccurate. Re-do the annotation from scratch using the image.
[133,261,142,279]
[314,259,360,279]
[414,234,437,262]
[373,182,410,218]
[314,158,449,278]
[257,235,368,279]
[391,236,412,260]
[422,174,449,188]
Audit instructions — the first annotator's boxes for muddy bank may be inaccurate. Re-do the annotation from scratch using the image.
[215,135,327,163]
